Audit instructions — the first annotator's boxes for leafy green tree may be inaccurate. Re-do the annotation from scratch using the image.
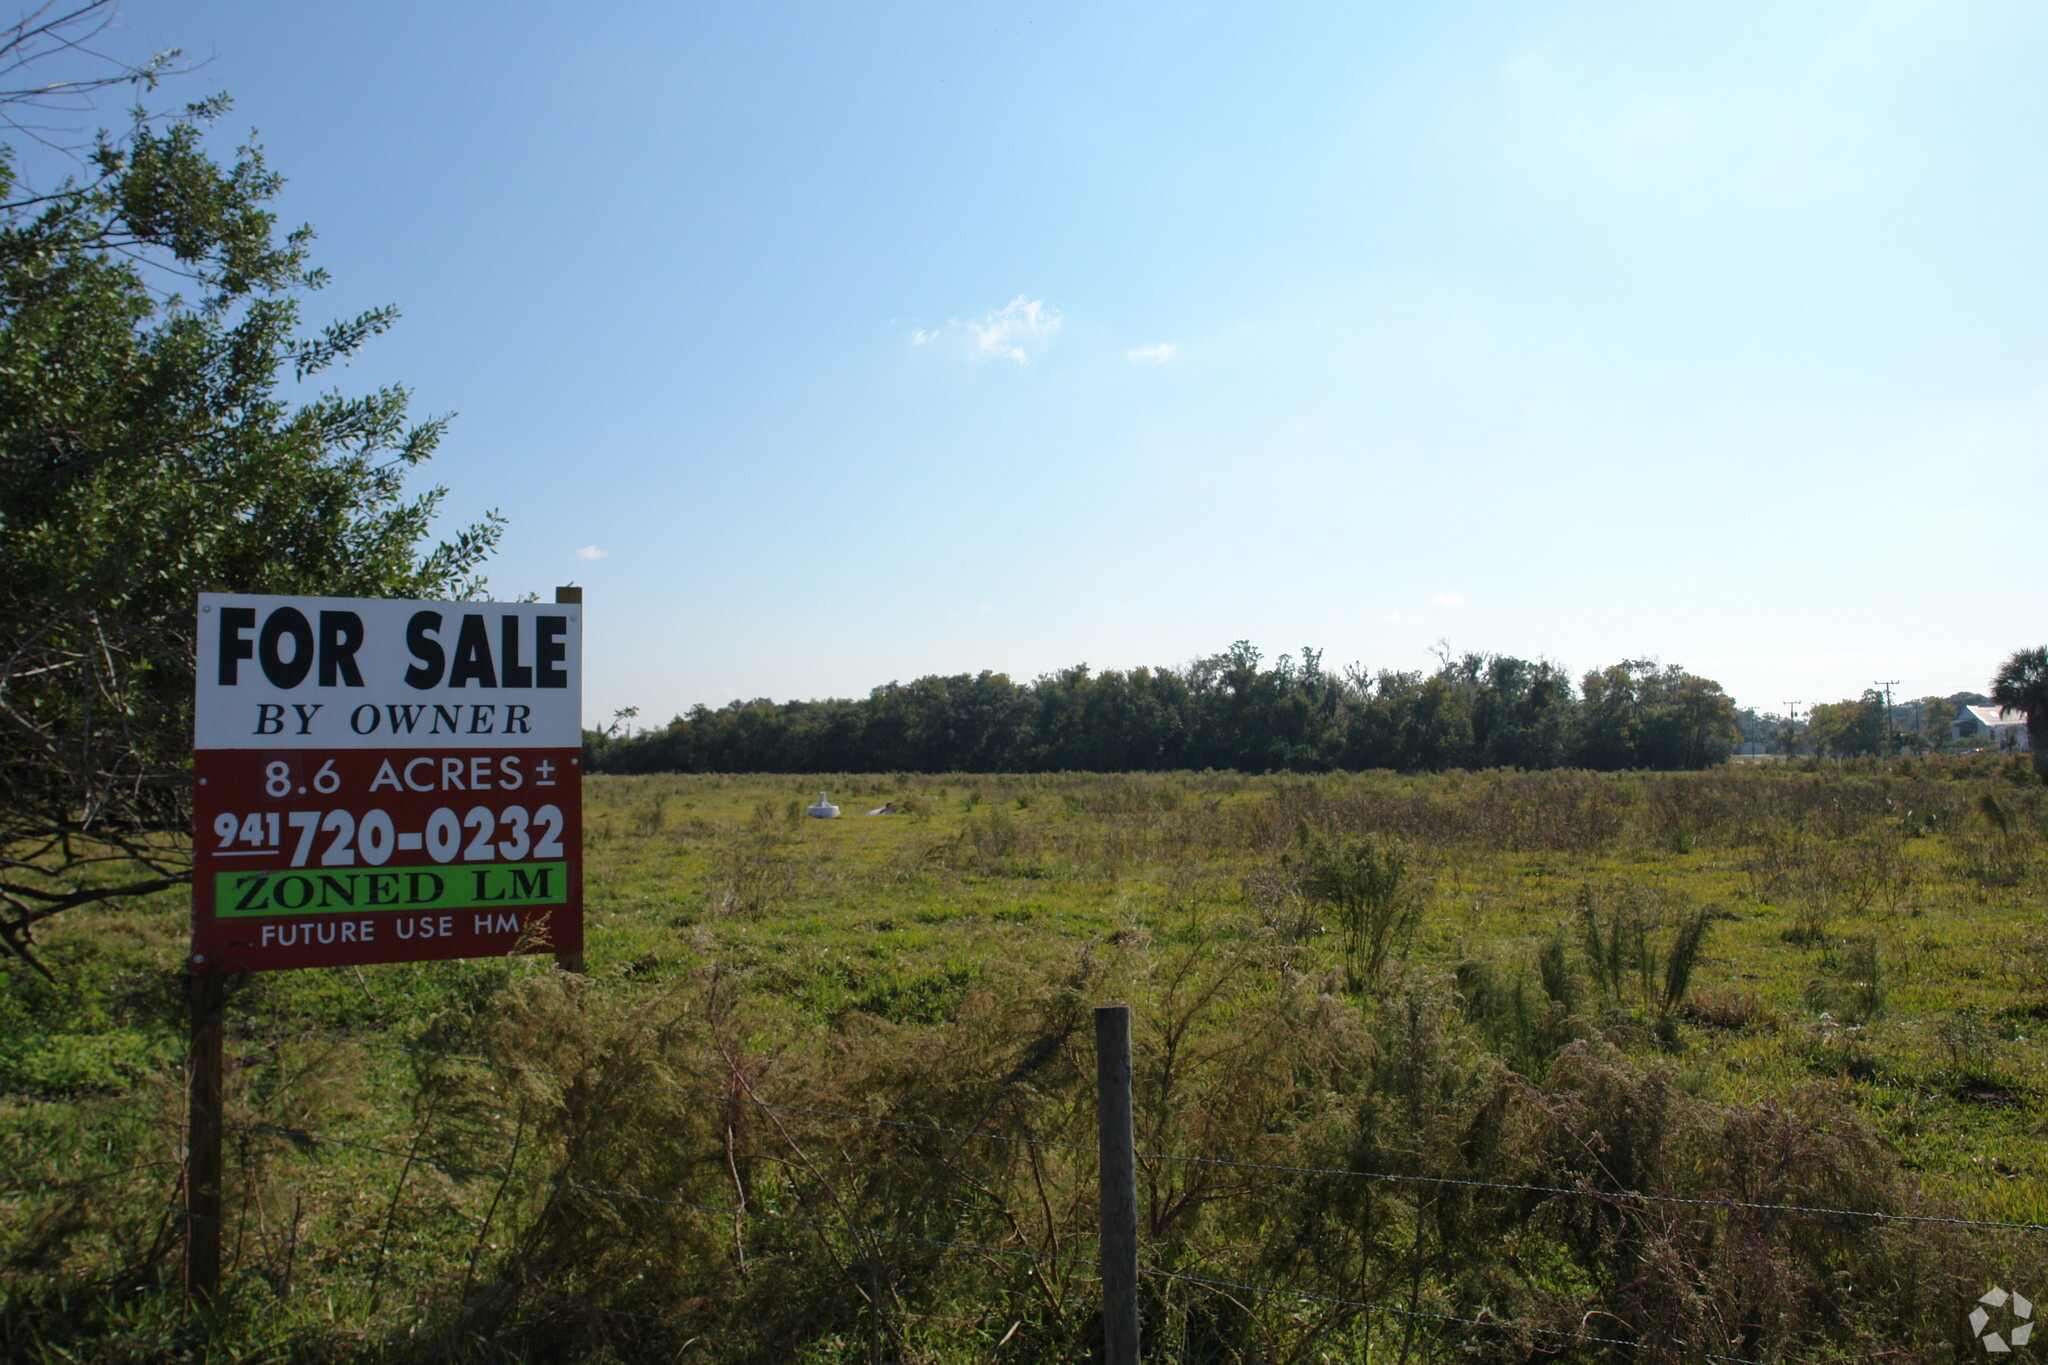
[1989,647,2048,780]
[1778,721,1804,757]
[1805,694,1886,759]
[1460,652,1574,768]
[1636,668,1741,769]
[0,8,498,969]
[1033,663,1189,771]
[1571,660,1653,769]
[1909,695,1952,753]
[1569,661,1738,769]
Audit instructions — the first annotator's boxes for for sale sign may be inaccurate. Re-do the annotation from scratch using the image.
[192,593,583,973]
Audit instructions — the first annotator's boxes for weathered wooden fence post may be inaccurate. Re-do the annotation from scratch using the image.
[553,584,586,975]
[185,969,225,1303]
[1096,1003,1140,1363]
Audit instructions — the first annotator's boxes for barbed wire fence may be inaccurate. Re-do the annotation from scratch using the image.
[4,1001,2044,1363]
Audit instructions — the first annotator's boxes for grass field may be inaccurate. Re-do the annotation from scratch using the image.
[4,759,2047,1361]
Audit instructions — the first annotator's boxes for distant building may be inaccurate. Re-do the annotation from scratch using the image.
[1952,704,2033,752]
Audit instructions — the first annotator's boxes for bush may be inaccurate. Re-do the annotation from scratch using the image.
[1295,827,1421,990]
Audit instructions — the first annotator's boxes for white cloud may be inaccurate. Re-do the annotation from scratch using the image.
[1433,591,1466,605]
[968,296,1062,363]
[1126,343,1177,363]
[577,545,607,561]
[905,296,1065,362]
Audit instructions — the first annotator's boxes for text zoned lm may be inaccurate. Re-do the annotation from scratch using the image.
[217,862,568,916]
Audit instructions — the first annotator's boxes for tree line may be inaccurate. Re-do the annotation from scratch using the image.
[587,644,1743,775]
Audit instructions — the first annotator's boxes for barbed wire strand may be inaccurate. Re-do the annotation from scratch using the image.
[264,1036,2048,1237]
[527,1294,809,1355]
[0,1089,1089,1267]
[281,1124,1103,1271]
[333,1034,1098,1155]
[8,1074,2044,1237]
[524,1291,975,1360]
[1135,1149,2048,1234]
[0,1156,178,1197]
[1141,1265,1765,1365]
[0,1087,1979,1361]
[0,1099,1764,1365]
[0,1087,167,1112]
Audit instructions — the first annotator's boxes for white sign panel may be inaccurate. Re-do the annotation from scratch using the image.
[196,593,583,750]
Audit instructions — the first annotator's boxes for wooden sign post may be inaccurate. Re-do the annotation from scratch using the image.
[186,590,585,1301]
[185,971,225,1302]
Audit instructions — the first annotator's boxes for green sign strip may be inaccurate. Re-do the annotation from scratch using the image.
[216,862,568,917]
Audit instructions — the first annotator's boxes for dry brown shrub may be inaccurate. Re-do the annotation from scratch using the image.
[704,827,798,917]
[418,971,738,1343]
[1514,1044,2009,1362]
[1470,770,1631,853]
[1677,987,1776,1031]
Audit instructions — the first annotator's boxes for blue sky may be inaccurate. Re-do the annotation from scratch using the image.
[112,1,2048,725]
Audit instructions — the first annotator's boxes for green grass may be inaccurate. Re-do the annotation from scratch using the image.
[5,759,2048,1361]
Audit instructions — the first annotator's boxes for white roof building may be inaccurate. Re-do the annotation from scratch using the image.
[1953,704,2033,752]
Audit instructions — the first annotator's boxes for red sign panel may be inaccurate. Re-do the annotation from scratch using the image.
[192,595,583,973]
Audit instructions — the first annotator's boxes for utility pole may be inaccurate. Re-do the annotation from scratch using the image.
[1782,701,1803,756]
[1876,680,1900,755]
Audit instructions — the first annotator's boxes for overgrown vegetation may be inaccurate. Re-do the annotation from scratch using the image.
[5,757,2046,1362]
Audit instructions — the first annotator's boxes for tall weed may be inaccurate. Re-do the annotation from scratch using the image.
[1296,827,1421,990]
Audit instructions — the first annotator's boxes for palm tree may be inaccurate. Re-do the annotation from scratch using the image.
[1989,646,2048,780]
